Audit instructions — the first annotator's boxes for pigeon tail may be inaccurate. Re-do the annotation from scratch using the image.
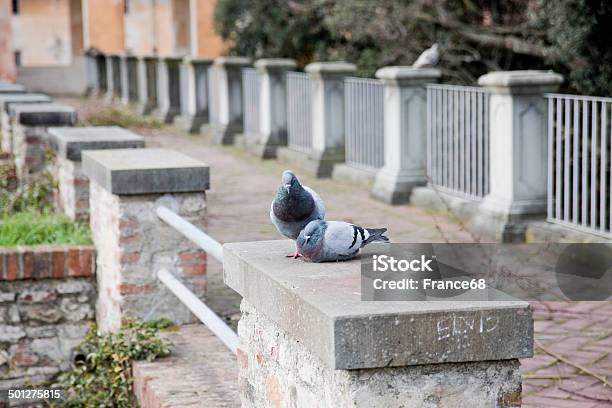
[364,228,389,245]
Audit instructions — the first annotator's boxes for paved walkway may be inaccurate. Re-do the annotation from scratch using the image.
[69,99,612,407]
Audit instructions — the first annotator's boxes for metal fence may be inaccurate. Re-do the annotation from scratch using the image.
[546,93,612,237]
[208,66,221,126]
[427,84,490,200]
[242,68,260,140]
[286,72,312,153]
[344,77,384,171]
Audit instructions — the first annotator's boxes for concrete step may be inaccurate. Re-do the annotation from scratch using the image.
[133,324,240,408]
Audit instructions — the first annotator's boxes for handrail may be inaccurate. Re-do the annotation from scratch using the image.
[157,268,239,354]
[156,206,224,262]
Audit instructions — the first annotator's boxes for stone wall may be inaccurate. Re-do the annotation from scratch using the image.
[89,181,207,332]
[54,156,89,222]
[0,245,96,391]
[237,300,522,408]
[11,126,48,179]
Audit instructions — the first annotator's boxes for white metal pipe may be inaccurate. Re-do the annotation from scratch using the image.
[158,268,239,354]
[156,206,224,263]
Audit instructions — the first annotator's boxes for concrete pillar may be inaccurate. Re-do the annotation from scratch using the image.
[96,54,108,96]
[153,57,182,123]
[251,58,296,159]
[371,67,442,204]
[120,55,130,104]
[306,62,356,177]
[9,103,76,179]
[174,57,213,133]
[224,240,532,407]
[210,56,252,145]
[83,148,210,332]
[126,56,139,104]
[477,70,563,241]
[48,126,145,222]
[0,93,51,154]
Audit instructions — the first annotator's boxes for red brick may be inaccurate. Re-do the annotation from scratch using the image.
[0,251,5,280]
[265,374,281,408]
[119,216,139,230]
[120,251,141,264]
[20,249,33,279]
[6,253,17,281]
[118,283,156,295]
[51,250,66,279]
[32,248,51,279]
[78,248,94,277]
[67,248,81,276]
[236,347,248,369]
[73,178,89,187]
[178,251,207,263]
[119,234,143,245]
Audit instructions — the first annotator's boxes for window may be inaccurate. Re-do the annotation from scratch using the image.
[12,0,19,15]
[14,51,21,67]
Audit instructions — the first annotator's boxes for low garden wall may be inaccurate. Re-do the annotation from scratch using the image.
[0,245,96,390]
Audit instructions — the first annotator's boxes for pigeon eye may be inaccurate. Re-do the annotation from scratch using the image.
[305,235,311,241]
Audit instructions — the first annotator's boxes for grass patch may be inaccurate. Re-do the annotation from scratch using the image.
[80,106,163,129]
[0,212,91,246]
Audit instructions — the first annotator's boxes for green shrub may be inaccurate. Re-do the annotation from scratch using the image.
[58,320,170,408]
[0,212,91,246]
[0,171,57,216]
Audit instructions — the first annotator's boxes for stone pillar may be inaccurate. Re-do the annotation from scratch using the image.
[126,56,139,104]
[96,54,108,96]
[119,55,130,104]
[210,57,252,145]
[0,93,51,154]
[371,67,442,204]
[250,58,296,159]
[9,103,76,179]
[136,57,148,113]
[224,240,532,408]
[48,126,145,222]
[83,148,210,332]
[477,70,563,241]
[175,57,213,133]
[143,56,158,115]
[153,57,182,123]
[306,62,356,177]
[84,50,99,96]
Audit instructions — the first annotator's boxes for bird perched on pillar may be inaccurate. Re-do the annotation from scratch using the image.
[296,220,389,262]
[270,170,326,258]
[412,43,440,68]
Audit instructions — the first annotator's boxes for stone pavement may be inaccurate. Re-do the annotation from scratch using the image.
[67,99,612,407]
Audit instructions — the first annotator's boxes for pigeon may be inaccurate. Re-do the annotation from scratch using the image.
[270,170,326,257]
[412,43,440,68]
[296,220,389,263]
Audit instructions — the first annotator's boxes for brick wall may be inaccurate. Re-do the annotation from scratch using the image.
[54,156,90,222]
[0,245,96,394]
[11,125,48,180]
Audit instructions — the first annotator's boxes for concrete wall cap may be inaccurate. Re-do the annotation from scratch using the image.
[9,103,76,126]
[223,240,534,370]
[305,62,357,75]
[82,148,210,195]
[254,58,297,70]
[478,70,564,88]
[214,56,252,67]
[375,66,442,80]
[0,94,51,112]
[0,82,26,93]
[48,126,145,161]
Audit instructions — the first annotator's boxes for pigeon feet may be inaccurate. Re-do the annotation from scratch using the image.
[285,251,302,259]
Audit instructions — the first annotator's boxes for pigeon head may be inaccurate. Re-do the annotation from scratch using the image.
[297,220,326,251]
[281,170,299,194]
[273,170,314,222]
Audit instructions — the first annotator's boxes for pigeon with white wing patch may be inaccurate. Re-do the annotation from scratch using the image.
[412,43,440,68]
[297,220,389,262]
[271,170,326,258]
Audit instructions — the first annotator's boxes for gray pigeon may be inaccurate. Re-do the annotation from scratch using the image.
[270,170,326,257]
[296,220,389,263]
[412,43,440,68]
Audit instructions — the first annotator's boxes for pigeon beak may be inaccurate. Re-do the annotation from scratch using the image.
[284,184,291,193]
